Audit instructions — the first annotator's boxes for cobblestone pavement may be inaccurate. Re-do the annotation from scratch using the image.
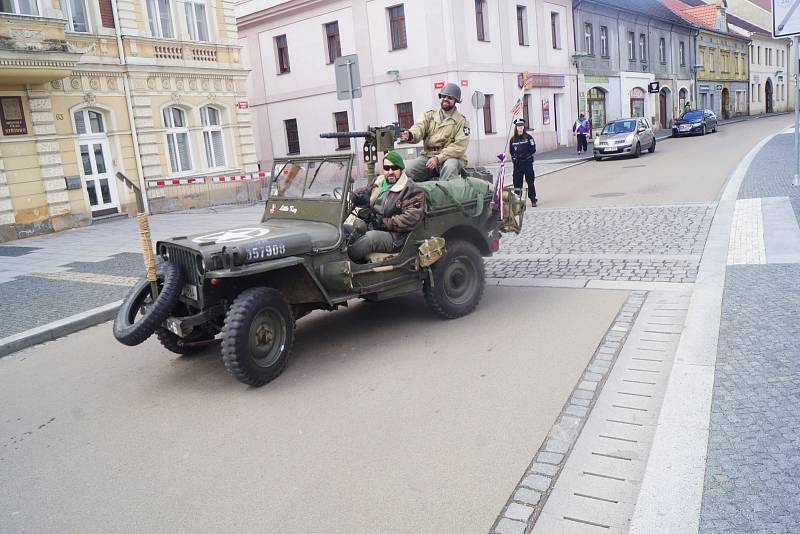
[486,204,713,283]
[737,133,800,219]
[699,265,800,534]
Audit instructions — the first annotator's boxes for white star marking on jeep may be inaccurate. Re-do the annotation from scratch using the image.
[192,227,270,244]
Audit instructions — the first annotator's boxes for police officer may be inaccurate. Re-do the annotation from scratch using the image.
[398,83,471,182]
[509,118,537,207]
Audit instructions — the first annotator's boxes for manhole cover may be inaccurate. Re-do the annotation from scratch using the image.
[591,192,626,198]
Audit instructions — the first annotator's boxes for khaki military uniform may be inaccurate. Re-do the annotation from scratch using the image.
[404,108,471,181]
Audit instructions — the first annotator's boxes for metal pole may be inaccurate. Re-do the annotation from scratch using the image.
[474,106,481,166]
[346,60,362,178]
[794,36,800,186]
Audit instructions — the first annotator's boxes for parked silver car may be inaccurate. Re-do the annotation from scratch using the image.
[593,117,656,161]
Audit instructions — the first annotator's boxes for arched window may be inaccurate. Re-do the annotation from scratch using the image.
[74,109,104,135]
[630,87,646,117]
[164,107,192,173]
[201,106,225,169]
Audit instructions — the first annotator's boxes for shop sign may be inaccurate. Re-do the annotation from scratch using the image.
[699,84,710,92]
[460,79,469,87]
[518,72,565,89]
[542,99,551,125]
[434,81,445,90]
[648,81,660,93]
[715,84,724,90]
[584,76,609,84]
[0,96,27,136]
[236,101,249,109]
[630,87,646,99]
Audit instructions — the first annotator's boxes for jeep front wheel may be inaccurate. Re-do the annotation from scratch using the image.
[221,287,294,386]
[423,240,485,319]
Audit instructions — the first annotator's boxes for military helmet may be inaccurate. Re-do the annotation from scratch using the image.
[439,82,462,103]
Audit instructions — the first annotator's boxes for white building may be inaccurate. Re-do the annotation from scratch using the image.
[236,0,579,167]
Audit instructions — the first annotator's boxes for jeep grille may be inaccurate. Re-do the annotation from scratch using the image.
[161,244,202,286]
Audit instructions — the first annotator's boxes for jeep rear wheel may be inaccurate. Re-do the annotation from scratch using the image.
[221,287,294,386]
[113,261,183,346]
[423,240,485,319]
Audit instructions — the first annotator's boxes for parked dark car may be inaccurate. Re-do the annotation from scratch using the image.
[673,109,718,137]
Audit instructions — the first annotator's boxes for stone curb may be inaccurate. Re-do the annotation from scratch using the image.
[489,290,648,534]
[0,300,122,358]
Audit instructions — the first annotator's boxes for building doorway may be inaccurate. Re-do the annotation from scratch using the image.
[659,87,672,129]
[679,88,688,112]
[630,87,646,118]
[765,78,774,113]
[721,88,730,119]
[587,87,607,138]
[74,109,119,217]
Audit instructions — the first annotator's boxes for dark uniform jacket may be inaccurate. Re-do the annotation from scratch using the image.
[353,173,426,250]
[509,134,536,164]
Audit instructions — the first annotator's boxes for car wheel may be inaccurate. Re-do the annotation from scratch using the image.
[701,125,706,136]
[113,261,183,346]
[634,142,642,158]
[222,287,294,387]
[594,155,603,161]
[156,327,216,356]
[648,138,656,153]
[423,240,485,319]
[712,123,717,133]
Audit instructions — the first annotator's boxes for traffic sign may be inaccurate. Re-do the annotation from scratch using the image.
[334,55,361,101]
[471,91,486,109]
[773,0,800,37]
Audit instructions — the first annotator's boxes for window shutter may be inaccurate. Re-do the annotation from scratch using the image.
[98,0,115,27]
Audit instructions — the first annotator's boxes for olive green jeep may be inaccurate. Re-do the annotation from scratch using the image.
[113,152,524,386]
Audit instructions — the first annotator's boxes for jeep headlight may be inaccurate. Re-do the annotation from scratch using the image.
[196,255,206,273]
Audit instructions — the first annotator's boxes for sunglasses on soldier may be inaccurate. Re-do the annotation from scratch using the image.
[383,165,402,171]
[438,94,455,101]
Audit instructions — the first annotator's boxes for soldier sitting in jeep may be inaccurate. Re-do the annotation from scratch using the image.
[348,151,426,262]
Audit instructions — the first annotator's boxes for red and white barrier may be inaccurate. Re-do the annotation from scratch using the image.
[146,171,271,188]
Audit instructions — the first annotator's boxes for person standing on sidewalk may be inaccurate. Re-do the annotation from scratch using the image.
[509,118,537,207]
[398,83,470,182]
[573,113,589,154]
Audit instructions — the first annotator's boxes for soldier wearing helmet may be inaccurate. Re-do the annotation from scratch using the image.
[398,82,471,182]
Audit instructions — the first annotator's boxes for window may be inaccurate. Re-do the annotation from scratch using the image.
[483,94,494,134]
[324,21,341,63]
[0,0,38,15]
[584,23,594,56]
[630,87,645,117]
[201,106,225,169]
[639,34,646,62]
[709,49,715,71]
[396,102,414,129]
[659,38,666,64]
[74,109,104,135]
[516,5,528,46]
[600,26,608,57]
[146,0,173,38]
[284,119,300,155]
[550,12,561,49]
[275,34,290,74]
[388,4,406,50]
[757,46,760,64]
[184,0,208,41]
[628,32,635,61]
[679,41,686,66]
[522,93,531,128]
[333,111,350,149]
[163,107,192,173]
[61,0,89,32]
[475,0,487,42]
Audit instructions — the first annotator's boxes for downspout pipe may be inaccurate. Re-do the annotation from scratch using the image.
[110,0,151,214]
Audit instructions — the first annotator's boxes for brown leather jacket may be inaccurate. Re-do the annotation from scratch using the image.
[353,173,426,250]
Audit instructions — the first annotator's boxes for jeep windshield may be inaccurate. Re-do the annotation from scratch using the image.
[269,156,353,200]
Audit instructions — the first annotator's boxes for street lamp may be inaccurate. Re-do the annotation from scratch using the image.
[691,63,703,110]
[572,52,589,119]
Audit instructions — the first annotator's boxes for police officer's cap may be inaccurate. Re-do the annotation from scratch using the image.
[438,83,462,103]
[513,118,526,125]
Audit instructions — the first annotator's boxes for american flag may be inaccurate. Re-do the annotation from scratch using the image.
[510,99,523,118]
[496,153,506,218]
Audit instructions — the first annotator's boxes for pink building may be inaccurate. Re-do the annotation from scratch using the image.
[236,0,579,167]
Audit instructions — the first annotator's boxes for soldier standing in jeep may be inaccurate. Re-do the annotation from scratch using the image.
[399,82,471,182]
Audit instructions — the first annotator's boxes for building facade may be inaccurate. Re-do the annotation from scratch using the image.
[236,0,579,167]
[742,27,793,114]
[0,0,257,241]
[573,0,696,137]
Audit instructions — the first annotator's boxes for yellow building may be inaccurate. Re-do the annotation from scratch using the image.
[0,0,257,241]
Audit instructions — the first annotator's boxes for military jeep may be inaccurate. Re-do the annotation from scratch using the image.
[113,152,523,386]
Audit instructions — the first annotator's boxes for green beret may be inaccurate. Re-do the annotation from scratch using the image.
[384,150,405,170]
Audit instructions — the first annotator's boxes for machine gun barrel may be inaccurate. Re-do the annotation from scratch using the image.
[319,130,373,139]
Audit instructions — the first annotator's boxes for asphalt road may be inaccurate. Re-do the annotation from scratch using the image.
[539,114,793,208]
[0,287,626,534]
